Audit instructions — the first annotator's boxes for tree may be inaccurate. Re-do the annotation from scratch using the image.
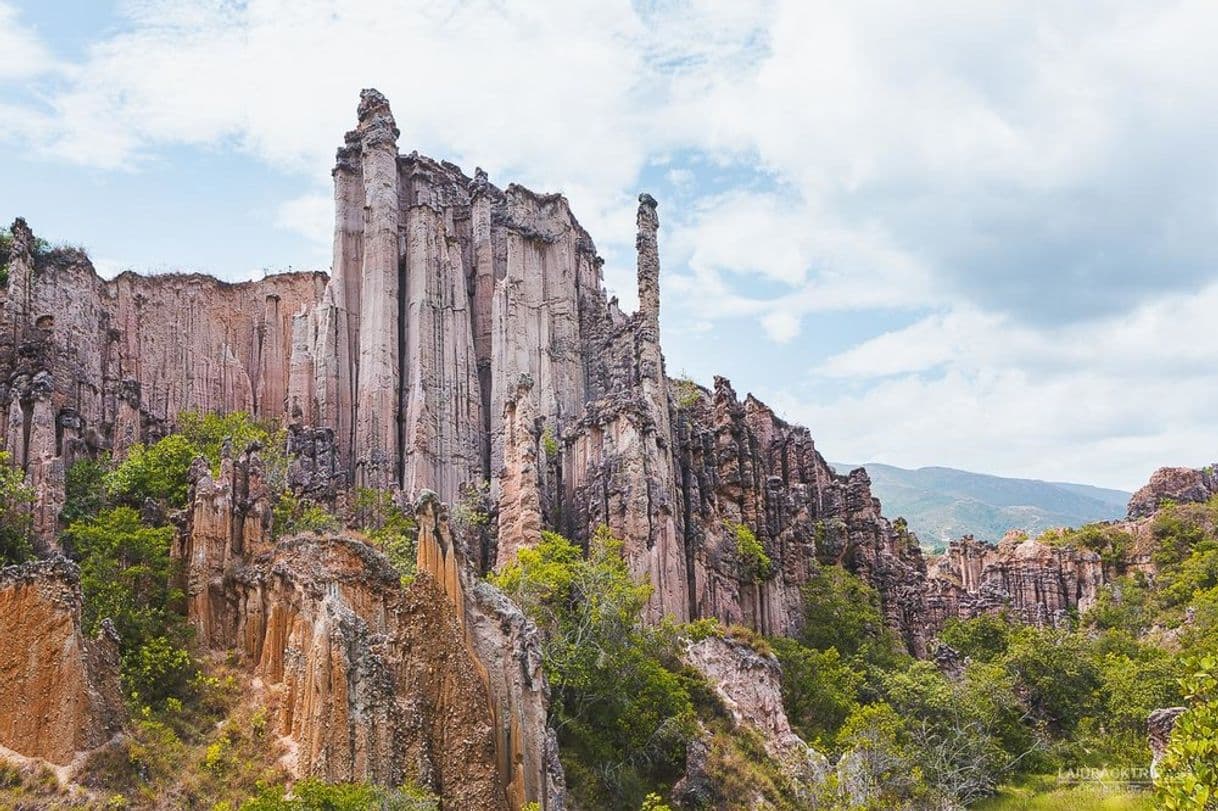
[939,613,1014,663]
[62,455,110,526]
[770,637,862,749]
[492,527,696,808]
[108,434,201,509]
[67,506,191,704]
[0,451,33,565]
[798,566,901,665]
[1156,655,1218,810]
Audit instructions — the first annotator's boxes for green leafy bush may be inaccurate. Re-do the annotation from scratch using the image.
[108,434,201,509]
[1156,655,1218,810]
[492,527,696,808]
[272,491,338,538]
[355,487,418,585]
[0,451,34,565]
[63,454,110,526]
[67,506,192,705]
[178,411,287,487]
[728,521,773,581]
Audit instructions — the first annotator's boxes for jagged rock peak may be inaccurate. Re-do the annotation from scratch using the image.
[1127,464,1218,519]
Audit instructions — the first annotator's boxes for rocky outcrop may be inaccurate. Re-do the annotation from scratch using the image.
[4,88,934,653]
[177,454,562,809]
[1128,465,1218,519]
[0,557,123,766]
[0,216,324,548]
[683,635,828,798]
[1148,706,1186,777]
[925,534,1105,628]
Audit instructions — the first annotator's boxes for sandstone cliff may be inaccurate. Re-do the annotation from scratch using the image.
[0,557,123,768]
[2,88,935,654]
[176,443,562,810]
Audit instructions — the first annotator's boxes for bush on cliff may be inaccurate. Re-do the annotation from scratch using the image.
[178,410,287,486]
[0,450,34,565]
[492,527,697,809]
[67,506,193,705]
[108,434,201,509]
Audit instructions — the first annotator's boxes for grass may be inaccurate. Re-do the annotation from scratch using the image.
[974,774,1155,810]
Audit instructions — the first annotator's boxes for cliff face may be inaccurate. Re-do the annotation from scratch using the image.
[176,445,562,810]
[924,464,1216,630]
[926,533,1105,628]
[1,87,933,652]
[0,557,123,767]
[0,217,324,552]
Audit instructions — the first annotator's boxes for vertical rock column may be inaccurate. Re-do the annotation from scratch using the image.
[635,193,669,435]
[353,90,401,489]
[318,130,365,471]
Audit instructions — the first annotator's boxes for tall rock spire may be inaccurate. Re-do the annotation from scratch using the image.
[353,88,401,489]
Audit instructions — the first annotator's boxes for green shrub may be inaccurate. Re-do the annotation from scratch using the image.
[272,491,338,539]
[492,527,696,808]
[178,411,287,486]
[0,451,34,565]
[771,638,862,749]
[355,487,417,585]
[67,506,192,705]
[108,434,201,509]
[238,778,439,810]
[63,454,110,526]
[1155,655,1218,810]
[728,521,772,581]
[939,613,1015,663]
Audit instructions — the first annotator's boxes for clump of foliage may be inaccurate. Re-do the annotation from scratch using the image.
[355,487,418,585]
[1041,522,1134,567]
[66,506,192,706]
[178,410,287,488]
[541,425,559,459]
[63,454,111,526]
[272,491,338,539]
[1155,655,1218,810]
[492,527,697,808]
[673,375,702,409]
[728,521,773,581]
[236,779,439,810]
[797,565,900,663]
[0,450,34,565]
[108,434,201,509]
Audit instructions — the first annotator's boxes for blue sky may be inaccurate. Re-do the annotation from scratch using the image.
[3,0,1218,490]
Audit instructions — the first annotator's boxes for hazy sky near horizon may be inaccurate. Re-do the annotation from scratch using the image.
[2,0,1217,491]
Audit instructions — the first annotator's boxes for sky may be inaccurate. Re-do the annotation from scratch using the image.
[2,0,1217,491]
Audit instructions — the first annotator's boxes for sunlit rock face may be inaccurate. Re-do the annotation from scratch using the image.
[0,556,123,767]
[2,87,935,652]
[177,452,564,810]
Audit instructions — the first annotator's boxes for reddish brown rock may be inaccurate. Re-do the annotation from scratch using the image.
[1128,465,1218,519]
[0,557,123,767]
[926,535,1104,628]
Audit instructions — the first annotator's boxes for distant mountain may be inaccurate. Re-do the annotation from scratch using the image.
[831,463,1131,551]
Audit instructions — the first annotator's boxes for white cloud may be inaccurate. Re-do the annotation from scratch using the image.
[0,2,54,80]
[792,283,1218,489]
[6,0,1218,488]
[275,194,332,247]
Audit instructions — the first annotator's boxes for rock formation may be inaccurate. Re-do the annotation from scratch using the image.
[0,557,123,767]
[925,533,1105,628]
[175,445,562,809]
[2,88,937,653]
[1148,706,1186,777]
[683,634,828,799]
[1128,464,1218,519]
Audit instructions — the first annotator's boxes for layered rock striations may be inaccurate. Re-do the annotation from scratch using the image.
[175,445,561,809]
[0,556,123,767]
[3,88,934,651]
[0,217,324,550]
[925,533,1105,628]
